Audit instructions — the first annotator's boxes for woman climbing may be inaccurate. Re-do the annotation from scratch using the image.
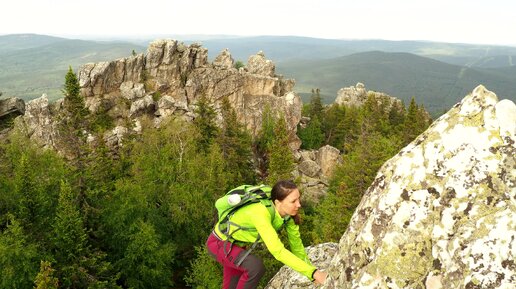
[206,180,327,289]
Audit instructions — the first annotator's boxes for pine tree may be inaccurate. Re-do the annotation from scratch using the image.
[266,115,295,185]
[34,261,59,289]
[298,117,324,149]
[0,215,39,289]
[61,66,89,138]
[193,95,219,154]
[255,104,276,179]
[217,97,255,184]
[119,220,174,289]
[309,88,324,121]
[52,180,89,287]
[403,97,420,144]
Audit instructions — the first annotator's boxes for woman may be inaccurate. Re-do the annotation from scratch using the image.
[206,180,327,289]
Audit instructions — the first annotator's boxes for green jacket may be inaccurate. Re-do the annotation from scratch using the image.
[214,202,316,280]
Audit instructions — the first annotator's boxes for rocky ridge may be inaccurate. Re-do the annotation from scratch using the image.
[10,40,302,151]
[76,39,301,147]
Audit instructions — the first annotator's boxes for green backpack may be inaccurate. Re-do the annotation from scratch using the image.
[215,184,276,265]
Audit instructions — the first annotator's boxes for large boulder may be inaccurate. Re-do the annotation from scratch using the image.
[321,85,516,288]
[265,243,338,289]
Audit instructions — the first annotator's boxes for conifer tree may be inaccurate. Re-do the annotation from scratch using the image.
[61,66,89,138]
[309,88,324,121]
[403,97,420,144]
[217,97,255,184]
[34,261,59,289]
[52,180,89,287]
[193,95,219,154]
[255,104,276,178]
[266,115,295,185]
[0,215,39,289]
[298,117,324,149]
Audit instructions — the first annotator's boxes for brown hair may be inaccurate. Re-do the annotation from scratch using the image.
[271,180,301,225]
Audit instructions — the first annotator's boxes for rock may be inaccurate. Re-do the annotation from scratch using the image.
[317,145,341,179]
[321,85,516,289]
[0,97,25,119]
[300,150,316,161]
[120,81,145,100]
[18,40,302,152]
[265,243,338,289]
[0,97,25,131]
[13,94,58,148]
[129,95,155,117]
[104,125,128,150]
[246,51,275,77]
[298,159,321,178]
[335,82,403,112]
[212,48,234,69]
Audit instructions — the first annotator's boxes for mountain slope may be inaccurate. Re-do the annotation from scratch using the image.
[277,51,516,115]
[0,36,145,101]
[0,34,67,53]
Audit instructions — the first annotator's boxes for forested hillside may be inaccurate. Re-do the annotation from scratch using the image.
[0,69,430,288]
[277,51,516,116]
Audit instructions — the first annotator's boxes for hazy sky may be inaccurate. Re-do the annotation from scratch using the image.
[2,0,515,46]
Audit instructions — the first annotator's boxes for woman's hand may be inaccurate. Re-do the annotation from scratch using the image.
[313,269,327,285]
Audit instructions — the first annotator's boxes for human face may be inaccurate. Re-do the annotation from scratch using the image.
[274,189,302,217]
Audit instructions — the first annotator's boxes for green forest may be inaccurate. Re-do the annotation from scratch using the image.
[0,69,431,288]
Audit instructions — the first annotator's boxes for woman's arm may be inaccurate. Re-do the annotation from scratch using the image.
[284,218,312,264]
[251,205,317,280]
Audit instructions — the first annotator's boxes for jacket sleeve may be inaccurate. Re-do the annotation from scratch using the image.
[250,206,316,280]
[285,218,313,265]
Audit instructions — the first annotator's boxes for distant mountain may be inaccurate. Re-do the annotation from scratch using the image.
[0,34,145,101]
[276,51,516,116]
[0,34,66,53]
[1,34,515,116]
[190,36,516,68]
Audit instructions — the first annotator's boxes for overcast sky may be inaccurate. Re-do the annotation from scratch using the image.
[2,0,515,46]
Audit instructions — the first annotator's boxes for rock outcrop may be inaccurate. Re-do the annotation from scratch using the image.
[335,82,402,110]
[294,145,342,203]
[0,97,25,131]
[265,243,338,289]
[75,39,302,148]
[317,85,516,288]
[13,94,59,149]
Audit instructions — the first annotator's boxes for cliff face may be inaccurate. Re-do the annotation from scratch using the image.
[269,85,515,288]
[77,40,301,147]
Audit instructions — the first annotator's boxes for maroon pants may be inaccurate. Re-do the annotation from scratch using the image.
[206,232,265,289]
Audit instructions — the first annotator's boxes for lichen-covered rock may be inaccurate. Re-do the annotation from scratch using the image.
[266,243,338,289]
[321,85,516,289]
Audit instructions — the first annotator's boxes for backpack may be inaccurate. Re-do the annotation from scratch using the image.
[215,184,276,265]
